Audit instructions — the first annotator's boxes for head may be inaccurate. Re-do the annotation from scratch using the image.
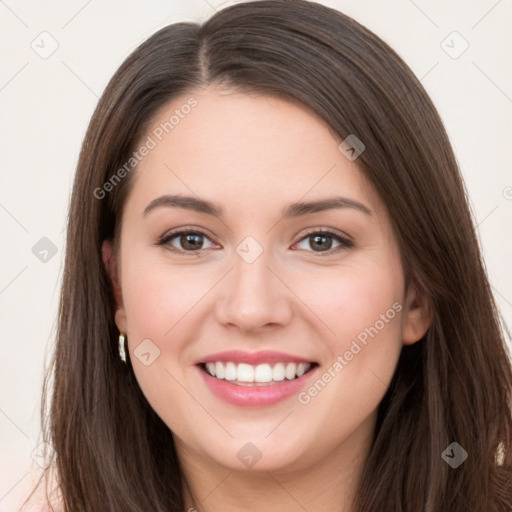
[33,1,512,511]
[102,83,430,481]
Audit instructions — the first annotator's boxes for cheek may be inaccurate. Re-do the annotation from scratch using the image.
[119,255,206,430]
[121,254,209,341]
[292,266,404,443]
[292,259,404,409]
[120,253,217,404]
[295,261,403,347]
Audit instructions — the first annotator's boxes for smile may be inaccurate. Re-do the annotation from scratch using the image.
[195,350,319,407]
[201,361,314,386]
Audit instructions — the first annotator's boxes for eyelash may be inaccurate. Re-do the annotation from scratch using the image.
[156,227,354,257]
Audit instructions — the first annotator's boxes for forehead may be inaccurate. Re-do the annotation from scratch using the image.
[150,88,337,158]
[125,86,382,217]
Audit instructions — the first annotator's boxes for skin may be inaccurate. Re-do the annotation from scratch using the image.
[103,84,431,512]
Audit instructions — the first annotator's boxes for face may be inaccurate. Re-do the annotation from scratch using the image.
[103,85,430,474]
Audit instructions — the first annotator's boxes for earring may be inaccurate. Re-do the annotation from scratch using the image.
[118,333,127,363]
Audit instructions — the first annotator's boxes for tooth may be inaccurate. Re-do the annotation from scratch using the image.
[206,361,312,383]
[272,362,285,381]
[285,363,297,380]
[254,364,272,383]
[206,362,216,377]
[224,362,237,381]
[237,363,255,382]
[296,363,311,377]
[215,361,225,379]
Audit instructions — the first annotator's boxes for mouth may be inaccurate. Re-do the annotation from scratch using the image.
[197,361,318,387]
[194,351,320,407]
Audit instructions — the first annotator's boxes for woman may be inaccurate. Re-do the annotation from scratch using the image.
[24,0,512,510]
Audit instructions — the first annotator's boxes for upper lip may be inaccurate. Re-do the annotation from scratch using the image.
[196,350,316,366]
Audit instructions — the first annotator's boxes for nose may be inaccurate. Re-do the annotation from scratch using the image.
[215,244,293,332]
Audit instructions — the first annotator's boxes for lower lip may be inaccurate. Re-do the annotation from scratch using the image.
[197,365,318,407]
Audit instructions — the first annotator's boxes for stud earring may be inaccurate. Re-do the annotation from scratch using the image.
[118,333,127,363]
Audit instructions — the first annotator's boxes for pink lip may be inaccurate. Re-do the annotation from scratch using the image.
[195,350,315,366]
[196,364,319,408]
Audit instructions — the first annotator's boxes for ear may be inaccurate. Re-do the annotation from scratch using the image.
[401,282,432,345]
[102,239,127,333]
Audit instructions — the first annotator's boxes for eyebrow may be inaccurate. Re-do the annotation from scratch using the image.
[143,194,372,219]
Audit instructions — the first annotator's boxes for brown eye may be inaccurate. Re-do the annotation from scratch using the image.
[309,234,334,251]
[178,232,205,251]
[294,230,353,255]
[158,230,216,254]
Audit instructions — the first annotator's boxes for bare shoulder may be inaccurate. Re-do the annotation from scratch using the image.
[18,502,64,512]
[18,471,64,512]
[19,502,64,512]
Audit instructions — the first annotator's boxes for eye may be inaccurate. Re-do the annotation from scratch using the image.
[157,227,353,256]
[157,229,216,254]
[293,229,353,255]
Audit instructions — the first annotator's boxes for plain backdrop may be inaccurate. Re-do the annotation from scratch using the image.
[1,0,511,509]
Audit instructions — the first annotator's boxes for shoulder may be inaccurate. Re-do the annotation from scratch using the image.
[19,503,64,512]
[19,502,64,512]
[18,474,64,512]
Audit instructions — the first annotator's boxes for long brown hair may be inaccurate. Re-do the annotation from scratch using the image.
[25,1,512,510]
